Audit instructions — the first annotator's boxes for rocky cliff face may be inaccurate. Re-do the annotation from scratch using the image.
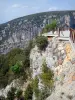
[30,37,75,100]
[46,44,75,100]
[0,10,75,54]
[0,37,75,99]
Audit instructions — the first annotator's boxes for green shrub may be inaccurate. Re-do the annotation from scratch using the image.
[16,89,23,99]
[36,36,48,50]
[11,61,22,74]
[40,61,54,88]
[32,76,40,98]
[0,40,34,88]
[42,61,49,73]
[24,40,34,56]
[38,61,54,99]
[41,20,57,33]
[0,96,6,100]
[40,73,54,88]
[39,88,51,100]
[0,75,8,88]
[0,55,9,76]
[24,84,33,100]
[7,87,16,100]
[0,55,5,67]
[23,56,30,69]
[23,40,34,68]
[7,48,23,58]
[7,48,24,67]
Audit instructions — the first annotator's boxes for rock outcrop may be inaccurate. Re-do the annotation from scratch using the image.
[30,37,75,100]
[46,43,75,100]
[0,79,29,98]
[0,37,75,99]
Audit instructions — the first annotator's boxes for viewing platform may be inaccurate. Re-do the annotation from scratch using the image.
[58,37,69,41]
[42,29,75,52]
[58,30,70,41]
[42,31,58,37]
[42,30,70,41]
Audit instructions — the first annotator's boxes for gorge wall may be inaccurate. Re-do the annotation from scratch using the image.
[0,10,75,54]
[30,37,75,100]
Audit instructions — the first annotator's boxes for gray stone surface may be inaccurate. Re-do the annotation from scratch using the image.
[46,51,75,100]
[30,37,72,100]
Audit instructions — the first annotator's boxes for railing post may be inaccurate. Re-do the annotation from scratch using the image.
[70,29,72,40]
[70,28,71,39]
[74,31,75,43]
[73,32,74,43]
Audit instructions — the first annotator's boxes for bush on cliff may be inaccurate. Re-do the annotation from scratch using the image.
[0,39,34,88]
[40,61,54,89]
[36,36,48,50]
[41,20,57,33]
[16,89,23,99]
[24,84,33,100]
[11,61,23,74]
[7,87,16,100]
[32,76,40,98]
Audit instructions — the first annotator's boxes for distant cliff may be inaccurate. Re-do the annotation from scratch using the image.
[0,10,75,54]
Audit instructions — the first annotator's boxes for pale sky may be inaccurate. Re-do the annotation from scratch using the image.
[0,0,75,24]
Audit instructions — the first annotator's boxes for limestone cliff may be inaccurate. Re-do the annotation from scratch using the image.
[0,10,75,54]
[46,44,75,100]
[30,37,75,100]
[0,37,75,100]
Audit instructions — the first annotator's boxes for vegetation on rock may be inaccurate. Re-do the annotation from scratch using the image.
[0,37,53,100]
[24,83,33,100]
[42,20,57,33]
[11,61,22,74]
[36,36,48,50]
[32,76,39,98]
[7,87,16,100]
[40,61,54,89]
[0,96,6,100]
[16,89,23,99]
[0,40,34,88]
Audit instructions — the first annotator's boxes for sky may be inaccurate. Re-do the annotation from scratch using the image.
[0,0,75,24]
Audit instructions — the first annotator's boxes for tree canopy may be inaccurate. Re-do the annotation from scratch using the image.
[42,20,57,33]
[36,36,48,50]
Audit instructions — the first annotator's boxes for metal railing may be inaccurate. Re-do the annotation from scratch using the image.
[70,28,75,43]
